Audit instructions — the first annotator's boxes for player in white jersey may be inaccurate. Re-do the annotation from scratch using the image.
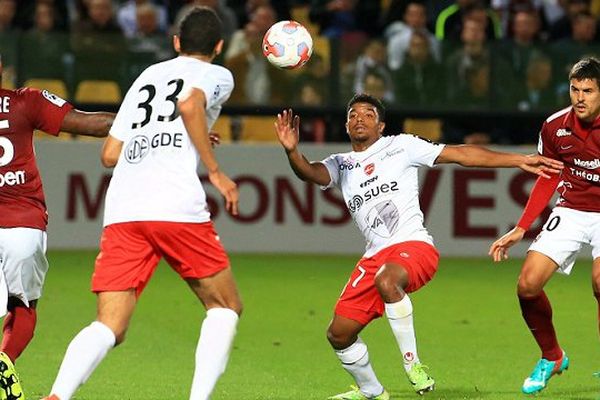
[42,7,241,400]
[275,93,563,399]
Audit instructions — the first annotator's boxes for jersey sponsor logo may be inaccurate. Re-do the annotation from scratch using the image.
[573,158,600,169]
[125,135,150,163]
[42,90,67,107]
[364,163,375,175]
[359,175,378,188]
[347,181,400,213]
[556,128,571,137]
[0,170,25,187]
[365,200,400,238]
[339,160,361,170]
[569,167,600,182]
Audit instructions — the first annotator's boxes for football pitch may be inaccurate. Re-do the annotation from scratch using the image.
[19,251,600,399]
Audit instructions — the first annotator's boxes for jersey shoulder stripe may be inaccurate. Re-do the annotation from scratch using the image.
[545,106,571,124]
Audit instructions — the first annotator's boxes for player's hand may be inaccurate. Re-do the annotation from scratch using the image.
[275,109,300,153]
[488,226,526,262]
[209,170,239,215]
[209,131,221,148]
[519,154,563,178]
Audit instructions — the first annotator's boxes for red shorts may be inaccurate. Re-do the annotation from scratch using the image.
[335,241,439,325]
[92,221,230,297]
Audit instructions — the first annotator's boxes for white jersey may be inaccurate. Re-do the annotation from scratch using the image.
[103,56,234,226]
[321,135,445,257]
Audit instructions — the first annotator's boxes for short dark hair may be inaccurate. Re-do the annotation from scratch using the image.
[178,6,222,56]
[346,93,386,122]
[569,57,600,85]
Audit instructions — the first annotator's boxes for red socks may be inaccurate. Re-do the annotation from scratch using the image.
[1,306,37,362]
[518,291,562,361]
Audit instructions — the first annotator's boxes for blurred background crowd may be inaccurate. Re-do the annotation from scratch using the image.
[1,0,600,144]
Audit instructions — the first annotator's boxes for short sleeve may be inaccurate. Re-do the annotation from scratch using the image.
[22,88,73,135]
[191,67,234,109]
[404,135,445,167]
[320,154,339,189]
[537,121,559,159]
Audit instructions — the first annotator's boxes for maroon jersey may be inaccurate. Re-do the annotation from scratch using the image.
[538,106,600,212]
[0,88,73,230]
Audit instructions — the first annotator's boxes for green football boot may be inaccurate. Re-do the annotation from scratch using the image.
[327,385,390,400]
[0,352,24,400]
[406,363,435,395]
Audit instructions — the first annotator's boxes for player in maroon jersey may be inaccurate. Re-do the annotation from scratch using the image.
[489,57,600,394]
[0,56,114,399]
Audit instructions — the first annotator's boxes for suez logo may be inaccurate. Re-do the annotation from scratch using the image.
[347,181,400,213]
[125,132,184,163]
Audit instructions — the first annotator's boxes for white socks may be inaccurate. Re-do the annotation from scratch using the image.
[335,338,384,398]
[189,307,239,400]
[51,321,116,400]
[385,295,420,372]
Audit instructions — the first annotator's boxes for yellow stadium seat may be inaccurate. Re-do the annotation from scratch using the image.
[24,79,69,99]
[290,5,319,36]
[75,80,122,104]
[403,118,442,141]
[239,116,277,142]
[211,115,233,143]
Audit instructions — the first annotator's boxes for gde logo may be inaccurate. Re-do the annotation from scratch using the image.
[125,135,150,164]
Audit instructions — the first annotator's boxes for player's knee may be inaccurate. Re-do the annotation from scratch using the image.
[517,275,543,298]
[374,266,402,297]
[326,326,353,349]
[113,329,128,346]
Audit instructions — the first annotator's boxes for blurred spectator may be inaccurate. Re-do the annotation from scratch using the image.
[362,71,390,103]
[227,0,290,27]
[513,54,562,111]
[393,30,443,106]
[309,0,382,38]
[117,0,168,38]
[296,80,328,142]
[19,1,70,81]
[353,40,394,103]
[491,0,548,37]
[0,0,16,32]
[445,15,490,100]
[293,52,330,103]
[225,19,290,105]
[127,3,172,60]
[172,0,237,40]
[13,0,70,32]
[385,1,441,70]
[498,8,545,81]
[548,0,592,40]
[225,5,275,61]
[435,0,502,41]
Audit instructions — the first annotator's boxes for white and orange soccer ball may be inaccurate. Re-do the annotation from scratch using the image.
[262,20,313,69]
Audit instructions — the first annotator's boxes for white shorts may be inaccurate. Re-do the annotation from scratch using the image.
[0,228,49,306]
[529,207,600,275]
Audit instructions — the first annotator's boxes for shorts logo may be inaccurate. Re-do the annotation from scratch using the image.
[400,252,410,258]
[364,163,375,176]
[556,128,571,137]
[125,135,150,163]
[403,352,415,362]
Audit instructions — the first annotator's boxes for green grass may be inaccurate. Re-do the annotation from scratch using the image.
[17,251,600,399]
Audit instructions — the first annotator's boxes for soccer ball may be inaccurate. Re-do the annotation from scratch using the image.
[262,20,313,69]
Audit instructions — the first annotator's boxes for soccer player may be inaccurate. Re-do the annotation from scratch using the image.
[41,7,241,400]
[0,55,114,399]
[489,57,600,394]
[274,94,563,400]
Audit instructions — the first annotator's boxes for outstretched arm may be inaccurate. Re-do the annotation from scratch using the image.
[275,109,331,186]
[436,145,563,178]
[61,109,115,138]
